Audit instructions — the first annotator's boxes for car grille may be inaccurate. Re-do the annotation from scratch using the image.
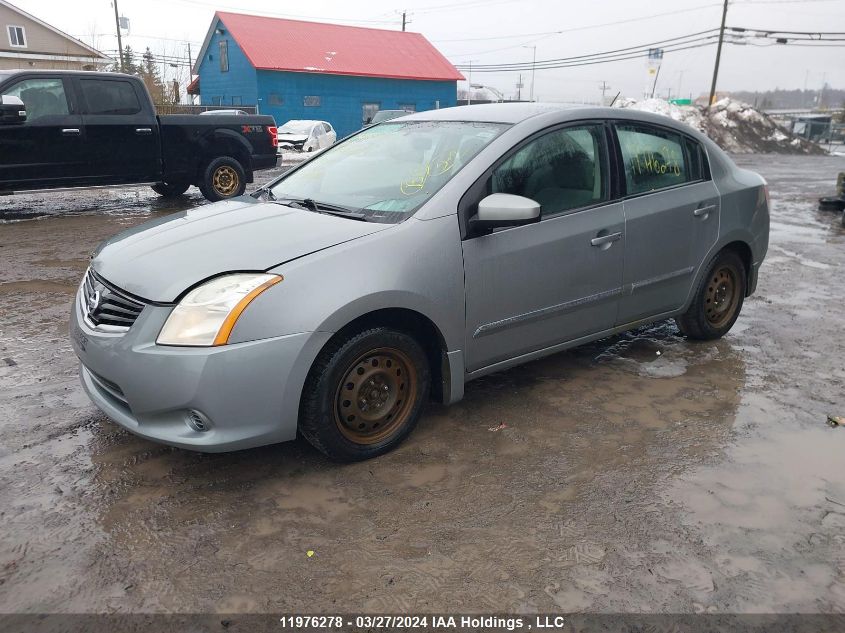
[79,269,146,332]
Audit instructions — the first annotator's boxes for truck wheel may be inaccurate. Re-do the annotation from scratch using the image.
[151,182,190,197]
[199,157,246,202]
[299,327,430,462]
[676,250,746,341]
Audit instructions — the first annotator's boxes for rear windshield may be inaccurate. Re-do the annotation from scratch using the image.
[269,120,509,223]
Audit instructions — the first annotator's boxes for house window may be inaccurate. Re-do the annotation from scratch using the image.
[7,25,26,48]
[219,40,229,72]
[231,96,241,105]
[211,96,223,106]
[303,96,321,107]
[268,93,283,106]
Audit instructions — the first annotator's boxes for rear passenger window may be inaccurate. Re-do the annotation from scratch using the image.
[491,125,607,216]
[80,79,141,115]
[616,124,688,195]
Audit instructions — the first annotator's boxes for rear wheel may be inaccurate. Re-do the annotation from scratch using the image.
[151,181,190,197]
[299,327,430,462]
[676,250,746,341]
[199,156,246,202]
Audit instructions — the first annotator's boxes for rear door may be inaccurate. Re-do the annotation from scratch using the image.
[76,77,160,183]
[462,122,625,372]
[0,75,84,188]
[613,122,720,325]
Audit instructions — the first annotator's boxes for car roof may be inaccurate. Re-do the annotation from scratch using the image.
[400,101,713,142]
[0,69,135,79]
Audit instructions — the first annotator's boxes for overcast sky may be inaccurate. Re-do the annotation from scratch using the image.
[13,0,845,103]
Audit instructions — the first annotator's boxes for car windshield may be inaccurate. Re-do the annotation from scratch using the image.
[279,120,316,134]
[268,120,509,223]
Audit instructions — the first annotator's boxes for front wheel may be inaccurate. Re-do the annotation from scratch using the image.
[151,181,190,197]
[299,328,430,462]
[198,156,246,202]
[676,250,746,340]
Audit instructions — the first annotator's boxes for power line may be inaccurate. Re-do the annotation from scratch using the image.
[455,30,721,70]
[729,26,845,35]
[456,41,719,73]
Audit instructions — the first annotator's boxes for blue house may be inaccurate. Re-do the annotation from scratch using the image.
[192,12,463,137]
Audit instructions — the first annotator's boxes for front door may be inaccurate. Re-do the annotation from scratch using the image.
[462,123,625,372]
[613,123,721,325]
[76,76,160,183]
[0,75,85,188]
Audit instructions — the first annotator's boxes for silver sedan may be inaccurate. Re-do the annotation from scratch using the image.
[70,103,769,461]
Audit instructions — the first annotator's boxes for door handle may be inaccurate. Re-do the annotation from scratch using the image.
[591,231,622,247]
[135,127,153,135]
[61,128,81,136]
[694,204,716,217]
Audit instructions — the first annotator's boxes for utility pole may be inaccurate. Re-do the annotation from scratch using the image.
[707,0,729,108]
[517,73,522,101]
[187,42,193,105]
[402,11,406,31]
[599,80,609,106]
[112,0,124,72]
[523,45,537,102]
[650,64,661,98]
[468,60,472,105]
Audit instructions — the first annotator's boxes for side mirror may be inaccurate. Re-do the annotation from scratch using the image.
[0,95,26,125]
[468,193,541,235]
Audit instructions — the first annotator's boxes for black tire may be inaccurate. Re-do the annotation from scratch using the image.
[299,327,430,462]
[818,197,845,213]
[151,181,190,197]
[198,156,246,202]
[676,250,747,341]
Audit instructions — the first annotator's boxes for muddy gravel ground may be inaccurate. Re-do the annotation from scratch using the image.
[1,155,844,617]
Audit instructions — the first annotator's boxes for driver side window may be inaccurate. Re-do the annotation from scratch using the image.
[492,124,607,216]
[4,78,70,122]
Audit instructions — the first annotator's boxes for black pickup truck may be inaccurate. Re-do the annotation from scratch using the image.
[0,70,278,201]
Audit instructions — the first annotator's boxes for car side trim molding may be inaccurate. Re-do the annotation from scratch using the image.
[473,286,624,339]
[628,266,695,294]
[473,265,694,340]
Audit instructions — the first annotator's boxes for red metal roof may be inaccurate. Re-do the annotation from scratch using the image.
[215,12,464,82]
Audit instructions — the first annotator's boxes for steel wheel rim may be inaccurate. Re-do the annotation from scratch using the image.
[212,165,239,196]
[704,265,739,327]
[334,347,418,445]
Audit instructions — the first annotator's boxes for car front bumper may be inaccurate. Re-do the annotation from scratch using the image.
[70,289,330,452]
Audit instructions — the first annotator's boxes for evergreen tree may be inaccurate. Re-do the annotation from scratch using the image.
[139,47,166,103]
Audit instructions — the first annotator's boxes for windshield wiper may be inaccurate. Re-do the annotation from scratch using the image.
[275,197,369,221]
[255,187,277,201]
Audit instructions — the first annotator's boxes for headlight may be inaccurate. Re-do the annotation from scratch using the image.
[157,273,282,346]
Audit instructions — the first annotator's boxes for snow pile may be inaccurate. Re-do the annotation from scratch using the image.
[614,97,825,155]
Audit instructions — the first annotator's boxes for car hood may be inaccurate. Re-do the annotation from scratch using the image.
[91,197,391,302]
[277,133,308,142]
